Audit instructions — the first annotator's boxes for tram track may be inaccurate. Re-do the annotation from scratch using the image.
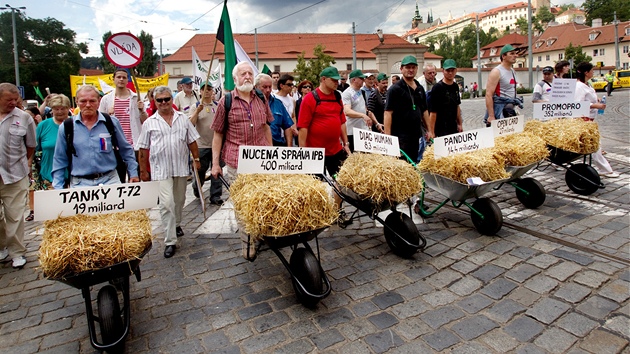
[544,189,630,212]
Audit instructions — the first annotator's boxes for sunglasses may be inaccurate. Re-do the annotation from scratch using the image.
[303,85,312,89]
[155,97,172,103]
[284,83,294,87]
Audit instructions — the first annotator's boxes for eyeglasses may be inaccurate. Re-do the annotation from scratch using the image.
[155,97,172,103]
[302,85,312,89]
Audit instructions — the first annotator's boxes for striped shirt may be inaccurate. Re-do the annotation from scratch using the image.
[113,96,133,144]
[0,108,36,184]
[211,90,274,168]
[136,110,200,181]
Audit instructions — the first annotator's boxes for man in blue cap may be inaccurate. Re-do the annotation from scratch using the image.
[173,77,199,117]
[484,44,523,126]
[427,59,462,138]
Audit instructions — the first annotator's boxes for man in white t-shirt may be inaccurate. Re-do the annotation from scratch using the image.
[342,69,378,152]
[532,66,554,103]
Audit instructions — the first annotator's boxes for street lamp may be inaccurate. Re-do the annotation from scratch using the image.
[376,29,384,44]
[0,4,26,87]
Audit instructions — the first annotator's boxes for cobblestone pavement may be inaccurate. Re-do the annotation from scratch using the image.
[1,90,628,353]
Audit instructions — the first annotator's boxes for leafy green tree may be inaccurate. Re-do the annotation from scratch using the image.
[0,12,87,100]
[565,43,593,67]
[135,31,159,77]
[294,44,336,84]
[420,25,500,68]
[81,56,102,69]
[515,15,544,35]
[558,4,576,13]
[99,31,115,73]
[583,0,630,25]
[536,6,555,25]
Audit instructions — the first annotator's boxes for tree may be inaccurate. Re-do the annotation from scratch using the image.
[558,4,576,13]
[294,44,336,84]
[536,6,555,25]
[99,31,115,73]
[0,12,87,100]
[420,25,500,68]
[565,43,592,67]
[81,56,102,69]
[583,0,630,25]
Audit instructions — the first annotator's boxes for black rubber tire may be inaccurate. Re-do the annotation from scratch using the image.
[289,248,323,308]
[97,285,124,352]
[383,211,421,258]
[470,198,503,236]
[515,178,546,209]
[565,164,600,195]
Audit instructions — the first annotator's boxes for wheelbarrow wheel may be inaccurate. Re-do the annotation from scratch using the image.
[97,285,124,353]
[565,163,600,195]
[470,198,503,236]
[290,248,323,308]
[384,211,420,258]
[515,178,546,209]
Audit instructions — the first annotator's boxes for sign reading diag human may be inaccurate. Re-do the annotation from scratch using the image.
[34,182,160,221]
[352,128,400,156]
[433,128,495,158]
[237,146,325,174]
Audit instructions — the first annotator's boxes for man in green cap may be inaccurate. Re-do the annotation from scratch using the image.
[427,59,462,138]
[342,69,380,150]
[368,73,389,133]
[484,44,523,127]
[384,55,430,162]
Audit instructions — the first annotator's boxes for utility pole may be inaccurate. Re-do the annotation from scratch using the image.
[352,22,357,70]
[0,4,25,86]
[527,0,533,89]
[476,14,482,89]
[159,38,163,76]
[613,11,620,69]
[254,28,259,68]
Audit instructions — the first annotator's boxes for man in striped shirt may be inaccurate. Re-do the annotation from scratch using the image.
[137,86,201,259]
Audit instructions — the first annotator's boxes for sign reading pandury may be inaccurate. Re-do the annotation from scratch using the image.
[237,146,325,174]
[433,128,495,158]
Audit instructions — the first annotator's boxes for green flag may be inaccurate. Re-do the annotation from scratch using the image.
[262,64,271,75]
[216,0,236,91]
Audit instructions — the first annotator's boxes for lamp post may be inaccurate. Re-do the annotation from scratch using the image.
[376,29,384,44]
[0,4,26,87]
[613,11,620,69]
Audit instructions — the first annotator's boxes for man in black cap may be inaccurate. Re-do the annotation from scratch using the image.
[368,73,388,132]
[532,66,554,103]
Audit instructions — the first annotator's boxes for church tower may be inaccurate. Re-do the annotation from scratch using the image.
[411,0,423,29]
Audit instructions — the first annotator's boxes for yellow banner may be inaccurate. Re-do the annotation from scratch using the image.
[69,73,169,97]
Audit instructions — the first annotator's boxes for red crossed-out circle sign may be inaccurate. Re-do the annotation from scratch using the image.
[105,33,144,68]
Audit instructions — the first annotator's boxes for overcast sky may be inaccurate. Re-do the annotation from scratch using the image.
[19,0,581,58]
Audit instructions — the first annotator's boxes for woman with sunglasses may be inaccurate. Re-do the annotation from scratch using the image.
[295,80,313,125]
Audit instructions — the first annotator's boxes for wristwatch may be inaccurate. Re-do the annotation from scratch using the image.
[193,158,200,162]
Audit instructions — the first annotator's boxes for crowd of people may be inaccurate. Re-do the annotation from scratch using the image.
[1,47,620,268]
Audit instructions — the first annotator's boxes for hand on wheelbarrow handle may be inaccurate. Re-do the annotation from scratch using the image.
[219,175,230,190]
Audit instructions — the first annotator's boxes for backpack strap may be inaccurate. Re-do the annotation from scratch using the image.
[101,113,120,152]
[63,118,75,174]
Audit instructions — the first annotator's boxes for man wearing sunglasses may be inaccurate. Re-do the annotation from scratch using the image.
[137,86,201,259]
[273,74,298,144]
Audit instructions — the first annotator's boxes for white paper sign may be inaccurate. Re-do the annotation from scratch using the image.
[352,128,400,156]
[34,182,159,221]
[492,115,524,137]
[533,101,591,120]
[237,146,325,174]
[433,128,495,158]
[549,78,576,102]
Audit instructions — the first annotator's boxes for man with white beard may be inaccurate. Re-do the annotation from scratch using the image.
[211,61,273,261]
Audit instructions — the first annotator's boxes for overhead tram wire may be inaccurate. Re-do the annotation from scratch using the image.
[187,0,222,26]
[356,0,406,30]
[244,0,327,33]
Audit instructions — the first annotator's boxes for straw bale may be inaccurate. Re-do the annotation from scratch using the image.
[524,118,600,154]
[39,210,153,279]
[230,174,337,239]
[336,153,422,204]
[494,132,549,166]
[418,146,510,184]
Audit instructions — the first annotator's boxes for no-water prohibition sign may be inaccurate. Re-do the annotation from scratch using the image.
[105,33,144,68]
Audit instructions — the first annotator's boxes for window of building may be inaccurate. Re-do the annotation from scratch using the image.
[593,49,598,56]
[538,56,542,62]
[600,48,605,55]
[623,62,629,70]
[558,53,564,60]
[480,50,485,56]
[623,45,629,54]
[546,38,556,46]
[589,32,600,40]
[173,67,181,75]
[274,65,281,73]
[490,48,497,55]
[625,27,630,35]
[346,64,352,71]
[545,55,550,60]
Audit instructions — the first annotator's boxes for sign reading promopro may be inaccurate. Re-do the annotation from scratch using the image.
[433,128,495,158]
[34,182,159,221]
[352,128,400,156]
[533,101,591,120]
[237,146,325,174]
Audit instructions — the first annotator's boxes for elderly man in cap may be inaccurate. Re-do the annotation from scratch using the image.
[189,81,223,205]
[174,77,199,116]
[384,55,429,162]
[367,73,388,133]
[342,69,380,151]
[427,59,462,138]
[532,66,554,103]
[361,73,376,103]
[484,44,523,126]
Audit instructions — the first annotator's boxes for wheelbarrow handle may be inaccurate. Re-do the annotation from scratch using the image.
[218,175,230,190]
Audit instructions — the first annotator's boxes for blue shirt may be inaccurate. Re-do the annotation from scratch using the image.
[51,113,139,189]
[268,95,294,144]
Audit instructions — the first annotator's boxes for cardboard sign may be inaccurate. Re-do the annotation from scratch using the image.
[352,128,400,156]
[433,128,495,158]
[105,33,144,68]
[34,182,159,221]
[492,115,524,137]
[533,101,591,120]
[549,78,576,102]
[237,146,325,174]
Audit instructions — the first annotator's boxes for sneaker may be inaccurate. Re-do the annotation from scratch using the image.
[25,210,34,221]
[0,247,8,261]
[12,256,26,269]
[336,209,352,228]
[600,172,620,178]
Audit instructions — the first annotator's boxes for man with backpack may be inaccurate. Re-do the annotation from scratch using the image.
[342,69,380,152]
[51,85,139,190]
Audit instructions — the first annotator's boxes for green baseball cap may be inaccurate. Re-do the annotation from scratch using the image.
[349,69,365,79]
[320,66,341,80]
[376,73,388,81]
[443,59,457,70]
[401,55,418,66]
[199,81,213,88]
[500,44,516,56]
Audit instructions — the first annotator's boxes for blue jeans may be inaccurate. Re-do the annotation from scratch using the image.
[70,169,121,188]
[417,136,427,163]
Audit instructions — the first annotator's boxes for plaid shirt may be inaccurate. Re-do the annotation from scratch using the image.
[211,90,273,168]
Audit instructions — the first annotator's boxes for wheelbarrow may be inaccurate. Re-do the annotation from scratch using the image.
[46,244,152,353]
[220,176,331,308]
[547,145,604,195]
[496,161,546,209]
